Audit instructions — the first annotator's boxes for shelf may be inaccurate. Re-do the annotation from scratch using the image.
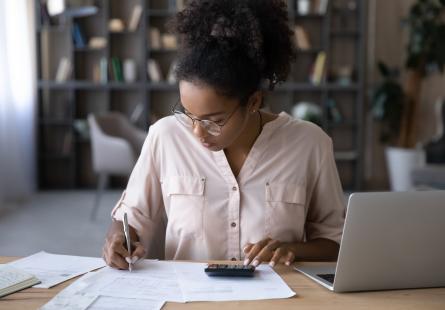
[296,48,323,54]
[274,82,359,92]
[326,84,359,91]
[334,151,358,161]
[74,47,106,52]
[147,9,176,17]
[332,7,358,15]
[109,30,141,35]
[331,30,360,37]
[294,13,325,19]
[37,25,68,33]
[39,154,73,160]
[38,80,147,90]
[108,82,146,90]
[39,119,72,126]
[327,120,357,128]
[148,48,178,54]
[148,82,178,91]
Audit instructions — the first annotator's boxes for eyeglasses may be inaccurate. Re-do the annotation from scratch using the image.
[171,100,241,136]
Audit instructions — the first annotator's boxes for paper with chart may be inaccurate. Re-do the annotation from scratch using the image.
[40,271,164,310]
[8,251,106,288]
[75,261,185,303]
[174,262,296,301]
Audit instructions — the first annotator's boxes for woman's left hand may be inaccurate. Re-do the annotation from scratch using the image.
[243,238,297,267]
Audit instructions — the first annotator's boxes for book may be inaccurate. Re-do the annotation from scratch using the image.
[317,0,329,14]
[147,59,163,82]
[72,22,87,48]
[310,51,326,85]
[128,4,143,32]
[61,131,73,155]
[176,0,186,11]
[100,57,108,83]
[167,60,178,84]
[294,26,311,50]
[170,0,186,10]
[55,57,72,82]
[161,34,178,50]
[149,28,162,50]
[88,37,107,49]
[111,57,124,82]
[0,265,40,298]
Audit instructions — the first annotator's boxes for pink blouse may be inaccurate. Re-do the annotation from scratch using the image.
[112,112,345,261]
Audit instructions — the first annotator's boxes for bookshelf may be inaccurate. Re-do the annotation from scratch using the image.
[35,0,366,191]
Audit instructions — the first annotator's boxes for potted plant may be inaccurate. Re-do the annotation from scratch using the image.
[372,62,424,191]
[372,0,445,191]
[399,0,445,148]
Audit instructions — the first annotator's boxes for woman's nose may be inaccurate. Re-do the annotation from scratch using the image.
[192,121,208,139]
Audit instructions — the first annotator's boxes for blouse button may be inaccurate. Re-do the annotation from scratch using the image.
[231,257,237,261]
[231,222,236,228]
[232,186,237,191]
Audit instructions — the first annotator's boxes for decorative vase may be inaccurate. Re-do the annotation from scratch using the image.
[385,147,425,191]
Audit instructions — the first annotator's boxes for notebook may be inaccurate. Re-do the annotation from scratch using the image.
[0,265,40,298]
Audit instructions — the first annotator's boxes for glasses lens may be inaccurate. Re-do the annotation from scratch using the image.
[201,120,221,136]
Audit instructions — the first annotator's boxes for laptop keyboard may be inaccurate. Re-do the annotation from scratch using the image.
[317,273,335,284]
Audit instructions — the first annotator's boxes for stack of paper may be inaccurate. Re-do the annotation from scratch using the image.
[41,260,295,310]
[8,251,106,288]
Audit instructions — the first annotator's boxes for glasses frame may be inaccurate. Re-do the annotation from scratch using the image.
[171,99,242,136]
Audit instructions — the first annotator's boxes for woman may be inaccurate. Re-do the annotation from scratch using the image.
[103,0,345,269]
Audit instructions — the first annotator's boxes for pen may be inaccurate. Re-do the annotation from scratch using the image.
[123,213,133,272]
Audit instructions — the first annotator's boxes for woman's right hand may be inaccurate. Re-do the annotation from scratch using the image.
[102,221,146,270]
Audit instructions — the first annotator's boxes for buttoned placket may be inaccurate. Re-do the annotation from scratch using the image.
[211,117,283,261]
[212,150,241,261]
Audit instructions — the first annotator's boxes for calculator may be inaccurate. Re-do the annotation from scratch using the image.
[204,264,256,277]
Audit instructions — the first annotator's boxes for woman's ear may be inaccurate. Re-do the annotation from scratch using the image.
[248,91,263,114]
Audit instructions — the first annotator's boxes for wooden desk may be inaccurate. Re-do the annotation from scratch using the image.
[1,256,444,309]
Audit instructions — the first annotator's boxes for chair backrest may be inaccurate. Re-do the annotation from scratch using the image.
[87,112,146,175]
[94,112,146,156]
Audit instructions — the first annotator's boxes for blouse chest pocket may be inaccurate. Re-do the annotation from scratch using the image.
[265,182,306,242]
[164,176,206,239]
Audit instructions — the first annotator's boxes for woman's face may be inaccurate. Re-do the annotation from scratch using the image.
[178,80,253,152]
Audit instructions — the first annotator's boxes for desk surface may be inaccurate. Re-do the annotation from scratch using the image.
[1,256,444,310]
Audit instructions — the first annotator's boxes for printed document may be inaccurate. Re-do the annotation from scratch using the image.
[9,251,105,288]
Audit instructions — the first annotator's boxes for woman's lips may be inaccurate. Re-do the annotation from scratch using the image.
[201,140,214,148]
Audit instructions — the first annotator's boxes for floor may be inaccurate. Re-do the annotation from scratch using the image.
[0,191,121,257]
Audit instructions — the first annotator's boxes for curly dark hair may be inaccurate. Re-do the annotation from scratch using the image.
[168,0,296,104]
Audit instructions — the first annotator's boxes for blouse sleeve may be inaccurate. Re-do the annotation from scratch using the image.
[111,129,166,259]
[305,138,346,244]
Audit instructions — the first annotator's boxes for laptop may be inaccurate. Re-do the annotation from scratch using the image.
[295,190,445,292]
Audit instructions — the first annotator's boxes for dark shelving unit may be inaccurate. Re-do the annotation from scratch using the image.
[36,0,365,191]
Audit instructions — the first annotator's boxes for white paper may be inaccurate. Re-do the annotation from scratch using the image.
[174,262,296,301]
[77,261,185,303]
[41,260,295,310]
[87,296,165,310]
[9,251,106,288]
[40,272,99,310]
